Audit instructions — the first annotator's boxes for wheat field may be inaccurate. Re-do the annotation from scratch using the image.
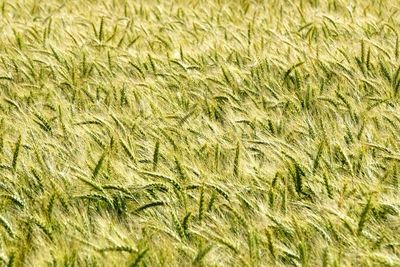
[0,0,399,266]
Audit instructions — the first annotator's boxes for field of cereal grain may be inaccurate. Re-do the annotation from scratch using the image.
[0,0,399,266]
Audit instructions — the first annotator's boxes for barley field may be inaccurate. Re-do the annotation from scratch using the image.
[0,0,399,266]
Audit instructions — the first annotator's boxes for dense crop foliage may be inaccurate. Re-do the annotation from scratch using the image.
[0,0,400,266]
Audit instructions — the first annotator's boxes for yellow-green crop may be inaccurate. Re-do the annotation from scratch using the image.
[0,0,399,266]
